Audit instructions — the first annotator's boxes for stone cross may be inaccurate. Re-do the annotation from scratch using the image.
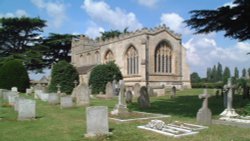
[118,80,125,105]
[56,84,61,94]
[220,78,239,117]
[199,89,211,109]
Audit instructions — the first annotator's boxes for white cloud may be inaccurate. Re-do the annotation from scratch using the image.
[0,9,28,18]
[160,12,191,35]
[31,0,67,28]
[81,0,142,31]
[137,0,158,8]
[84,21,104,39]
[183,35,250,76]
[223,1,238,8]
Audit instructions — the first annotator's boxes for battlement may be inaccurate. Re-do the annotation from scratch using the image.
[72,24,182,50]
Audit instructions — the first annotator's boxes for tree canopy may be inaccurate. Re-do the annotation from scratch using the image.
[185,0,250,41]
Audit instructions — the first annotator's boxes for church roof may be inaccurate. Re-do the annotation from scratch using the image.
[76,65,96,74]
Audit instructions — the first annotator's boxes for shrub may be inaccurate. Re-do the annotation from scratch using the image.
[48,61,79,94]
[191,82,223,89]
[89,62,123,94]
[0,59,30,92]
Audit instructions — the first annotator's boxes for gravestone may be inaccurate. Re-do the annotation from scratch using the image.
[125,90,133,104]
[171,86,176,98]
[26,88,32,95]
[138,86,151,108]
[11,87,18,92]
[40,93,49,102]
[34,90,43,99]
[71,82,90,106]
[15,97,25,111]
[18,99,36,120]
[7,92,19,106]
[85,106,110,137]
[0,89,8,98]
[105,82,113,99]
[196,89,212,125]
[220,78,239,118]
[60,96,73,109]
[111,80,128,115]
[148,87,154,96]
[48,93,60,105]
[112,79,119,96]
[133,83,141,97]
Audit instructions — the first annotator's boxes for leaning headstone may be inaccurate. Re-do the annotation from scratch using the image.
[18,99,36,120]
[85,106,110,137]
[125,90,133,104]
[138,86,151,108]
[60,96,73,109]
[71,82,90,106]
[11,87,18,92]
[220,78,239,118]
[133,83,141,97]
[196,89,212,125]
[48,93,60,105]
[105,82,113,99]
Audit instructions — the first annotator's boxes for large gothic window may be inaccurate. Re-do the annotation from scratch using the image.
[154,41,172,73]
[104,50,114,63]
[126,46,138,75]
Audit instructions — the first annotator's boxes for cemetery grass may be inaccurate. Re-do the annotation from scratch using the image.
[0,89,250,141]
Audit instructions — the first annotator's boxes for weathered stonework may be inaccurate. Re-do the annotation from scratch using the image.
[71,25,191,89]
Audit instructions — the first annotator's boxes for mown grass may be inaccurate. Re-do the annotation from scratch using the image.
[0,89,250,141]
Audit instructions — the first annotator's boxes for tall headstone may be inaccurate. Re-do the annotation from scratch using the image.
[111,80,128,115]
[85,106,110,137]
[220,78,239,118]
[171,86,177,98]
[18,99,36,120]
[105,82,113,99]
[60,96,73,109]
[133,83,141,97]
[196,89,212,125]
[125,90,133,104]
[48,93,60,105]
[71,82,90,106]
[138,86,151,108]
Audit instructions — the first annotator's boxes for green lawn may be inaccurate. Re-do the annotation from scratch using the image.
[1,89,250,141]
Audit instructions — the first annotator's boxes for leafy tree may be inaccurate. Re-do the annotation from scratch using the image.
[242,68,247,78]
[211,65,217,82]
[190,72,201,83]
[185,0,250,41]
[0,17,46,72]
[206,67,212,82]
[217,62,223,81]
[89,62,123,94]
[41,33,77,67]
[223,67,231,84]
[48,61,79,94]
[0,60,29,92]
[234,67,239,79]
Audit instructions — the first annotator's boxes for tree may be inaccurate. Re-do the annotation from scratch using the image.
[211,65,217,82]
[89,62,123,94]
[48,61,79,94]
[41,33,77,67]
[248,68,250,78]
[0,17,46,72]
[190,72,201,83]
[223,67,231,84]
[0,60,29,92]
[185,0,250,41]
[234,67,239,79]
[100,27,129,41]
[206,67,212,82]
[217,62,223,81]
[242,68,247,78]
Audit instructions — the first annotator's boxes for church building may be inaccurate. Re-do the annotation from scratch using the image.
[71,25,191,93]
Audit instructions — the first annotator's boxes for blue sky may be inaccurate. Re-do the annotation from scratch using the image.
[1,0,250,80]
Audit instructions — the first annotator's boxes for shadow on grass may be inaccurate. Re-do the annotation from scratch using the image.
[128,94,249,118]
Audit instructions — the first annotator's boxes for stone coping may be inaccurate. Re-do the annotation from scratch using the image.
[213,119,250,128]
[109,111,170,122]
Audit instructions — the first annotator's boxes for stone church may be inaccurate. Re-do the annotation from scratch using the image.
[71,25,191,93]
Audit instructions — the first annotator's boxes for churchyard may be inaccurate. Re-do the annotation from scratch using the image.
[1,88,250,141]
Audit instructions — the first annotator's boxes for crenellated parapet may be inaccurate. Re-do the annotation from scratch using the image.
[72,24,182,51]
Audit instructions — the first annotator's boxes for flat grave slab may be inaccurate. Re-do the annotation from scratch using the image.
[138,120,207,138]
[109,111,170,122]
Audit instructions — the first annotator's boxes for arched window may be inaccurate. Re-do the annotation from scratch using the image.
[126,46,138,75]
[104,50,114,63]
[155,41,172,73]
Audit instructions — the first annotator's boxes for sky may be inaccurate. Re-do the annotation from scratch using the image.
[1,0,250,80]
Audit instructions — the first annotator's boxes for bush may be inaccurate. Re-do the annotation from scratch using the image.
[89,62,123,94]
[191,82,223,89]
[0,59,30,92]
[48,61,79,94]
